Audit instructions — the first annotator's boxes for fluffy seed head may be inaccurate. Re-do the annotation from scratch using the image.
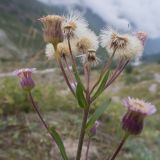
[78,49,100,66]
[76,29,99,53]
[122,97,156,135]
[100,28,144,59]
[56,42,70,59]
[40,15,64,46]
[63,12,88,38]
[45,43,55,59]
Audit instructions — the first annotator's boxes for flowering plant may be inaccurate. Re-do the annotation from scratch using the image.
[14,12,156,160]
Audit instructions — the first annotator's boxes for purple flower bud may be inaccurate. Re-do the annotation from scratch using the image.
[88,121,100,137]
[13,68,36,91]
[122,111,144,135]
[122,97,156,135]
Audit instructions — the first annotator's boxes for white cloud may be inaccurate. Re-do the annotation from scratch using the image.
[38,0,160,38]
[38,0,80,5]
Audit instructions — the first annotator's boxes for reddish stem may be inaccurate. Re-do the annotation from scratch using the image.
[110,133,129,160]
[58,59,76,96]
[63,57,76,87]
[28,91,54,141]
[90,51,115,95]
[85,137,91,160]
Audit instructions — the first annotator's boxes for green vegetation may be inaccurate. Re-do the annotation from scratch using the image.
[0,63,160,160]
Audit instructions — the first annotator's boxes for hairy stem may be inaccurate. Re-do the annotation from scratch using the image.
[110,133,129,160]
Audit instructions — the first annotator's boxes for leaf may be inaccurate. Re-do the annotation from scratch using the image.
[50,127,68,160]
[86,99,111,130]
[92,71,110,100]
[72,65,85,90]
[76,82,87,108]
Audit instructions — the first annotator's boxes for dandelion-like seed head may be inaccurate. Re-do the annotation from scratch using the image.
[40,15,64,46]
[78,49,100,66]
[100,28,144,59]
[76,29,99,53]
[45,43,55,59]
[122,97,156,135]
[63,12,88,38]
[87,49,97,65]
[77,37,92,53]
[56,42,70,59]
[14,68,36,91]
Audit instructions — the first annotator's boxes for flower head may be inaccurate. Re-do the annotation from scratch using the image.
[100,28,144,59]
[55,42,70,59]
[40,15,64,46]
[77,49,100,66]
[76,29,99,53]
[45,43,55,59]
[122,97,156,135]
[14,68,36,91]
[63,12,88,38]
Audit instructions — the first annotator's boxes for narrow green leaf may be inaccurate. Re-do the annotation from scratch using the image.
[72,65,85,90]
[76,82,87,108]
[50,127,68,160]
[86,99,111,130]
[92,71,110,100]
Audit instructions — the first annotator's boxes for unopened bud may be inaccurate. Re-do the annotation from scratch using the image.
[14,68,36,91]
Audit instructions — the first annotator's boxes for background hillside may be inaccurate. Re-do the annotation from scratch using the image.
[0,0,160,72]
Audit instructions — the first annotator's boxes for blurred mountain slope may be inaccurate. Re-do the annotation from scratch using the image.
[0,0,159,71]
[0,0,105,68]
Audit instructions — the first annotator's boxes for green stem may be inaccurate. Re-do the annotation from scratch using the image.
[110,133,129,160]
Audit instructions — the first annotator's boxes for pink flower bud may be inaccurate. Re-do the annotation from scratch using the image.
[14,68,36,91]
[135,32,147,46]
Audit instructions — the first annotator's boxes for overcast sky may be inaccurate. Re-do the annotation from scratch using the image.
[38,0,160,39]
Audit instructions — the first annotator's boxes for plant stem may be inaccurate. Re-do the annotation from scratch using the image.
[58,59,76,97]
[63,57,76,86]
[28,91,54,141]
[105,59,129,89]
[67,35,84,87]
[110,133,129,160]
[67,35,76,65]
[85,137,91,160]
[90,50,115,95]
[76,106,90,160]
